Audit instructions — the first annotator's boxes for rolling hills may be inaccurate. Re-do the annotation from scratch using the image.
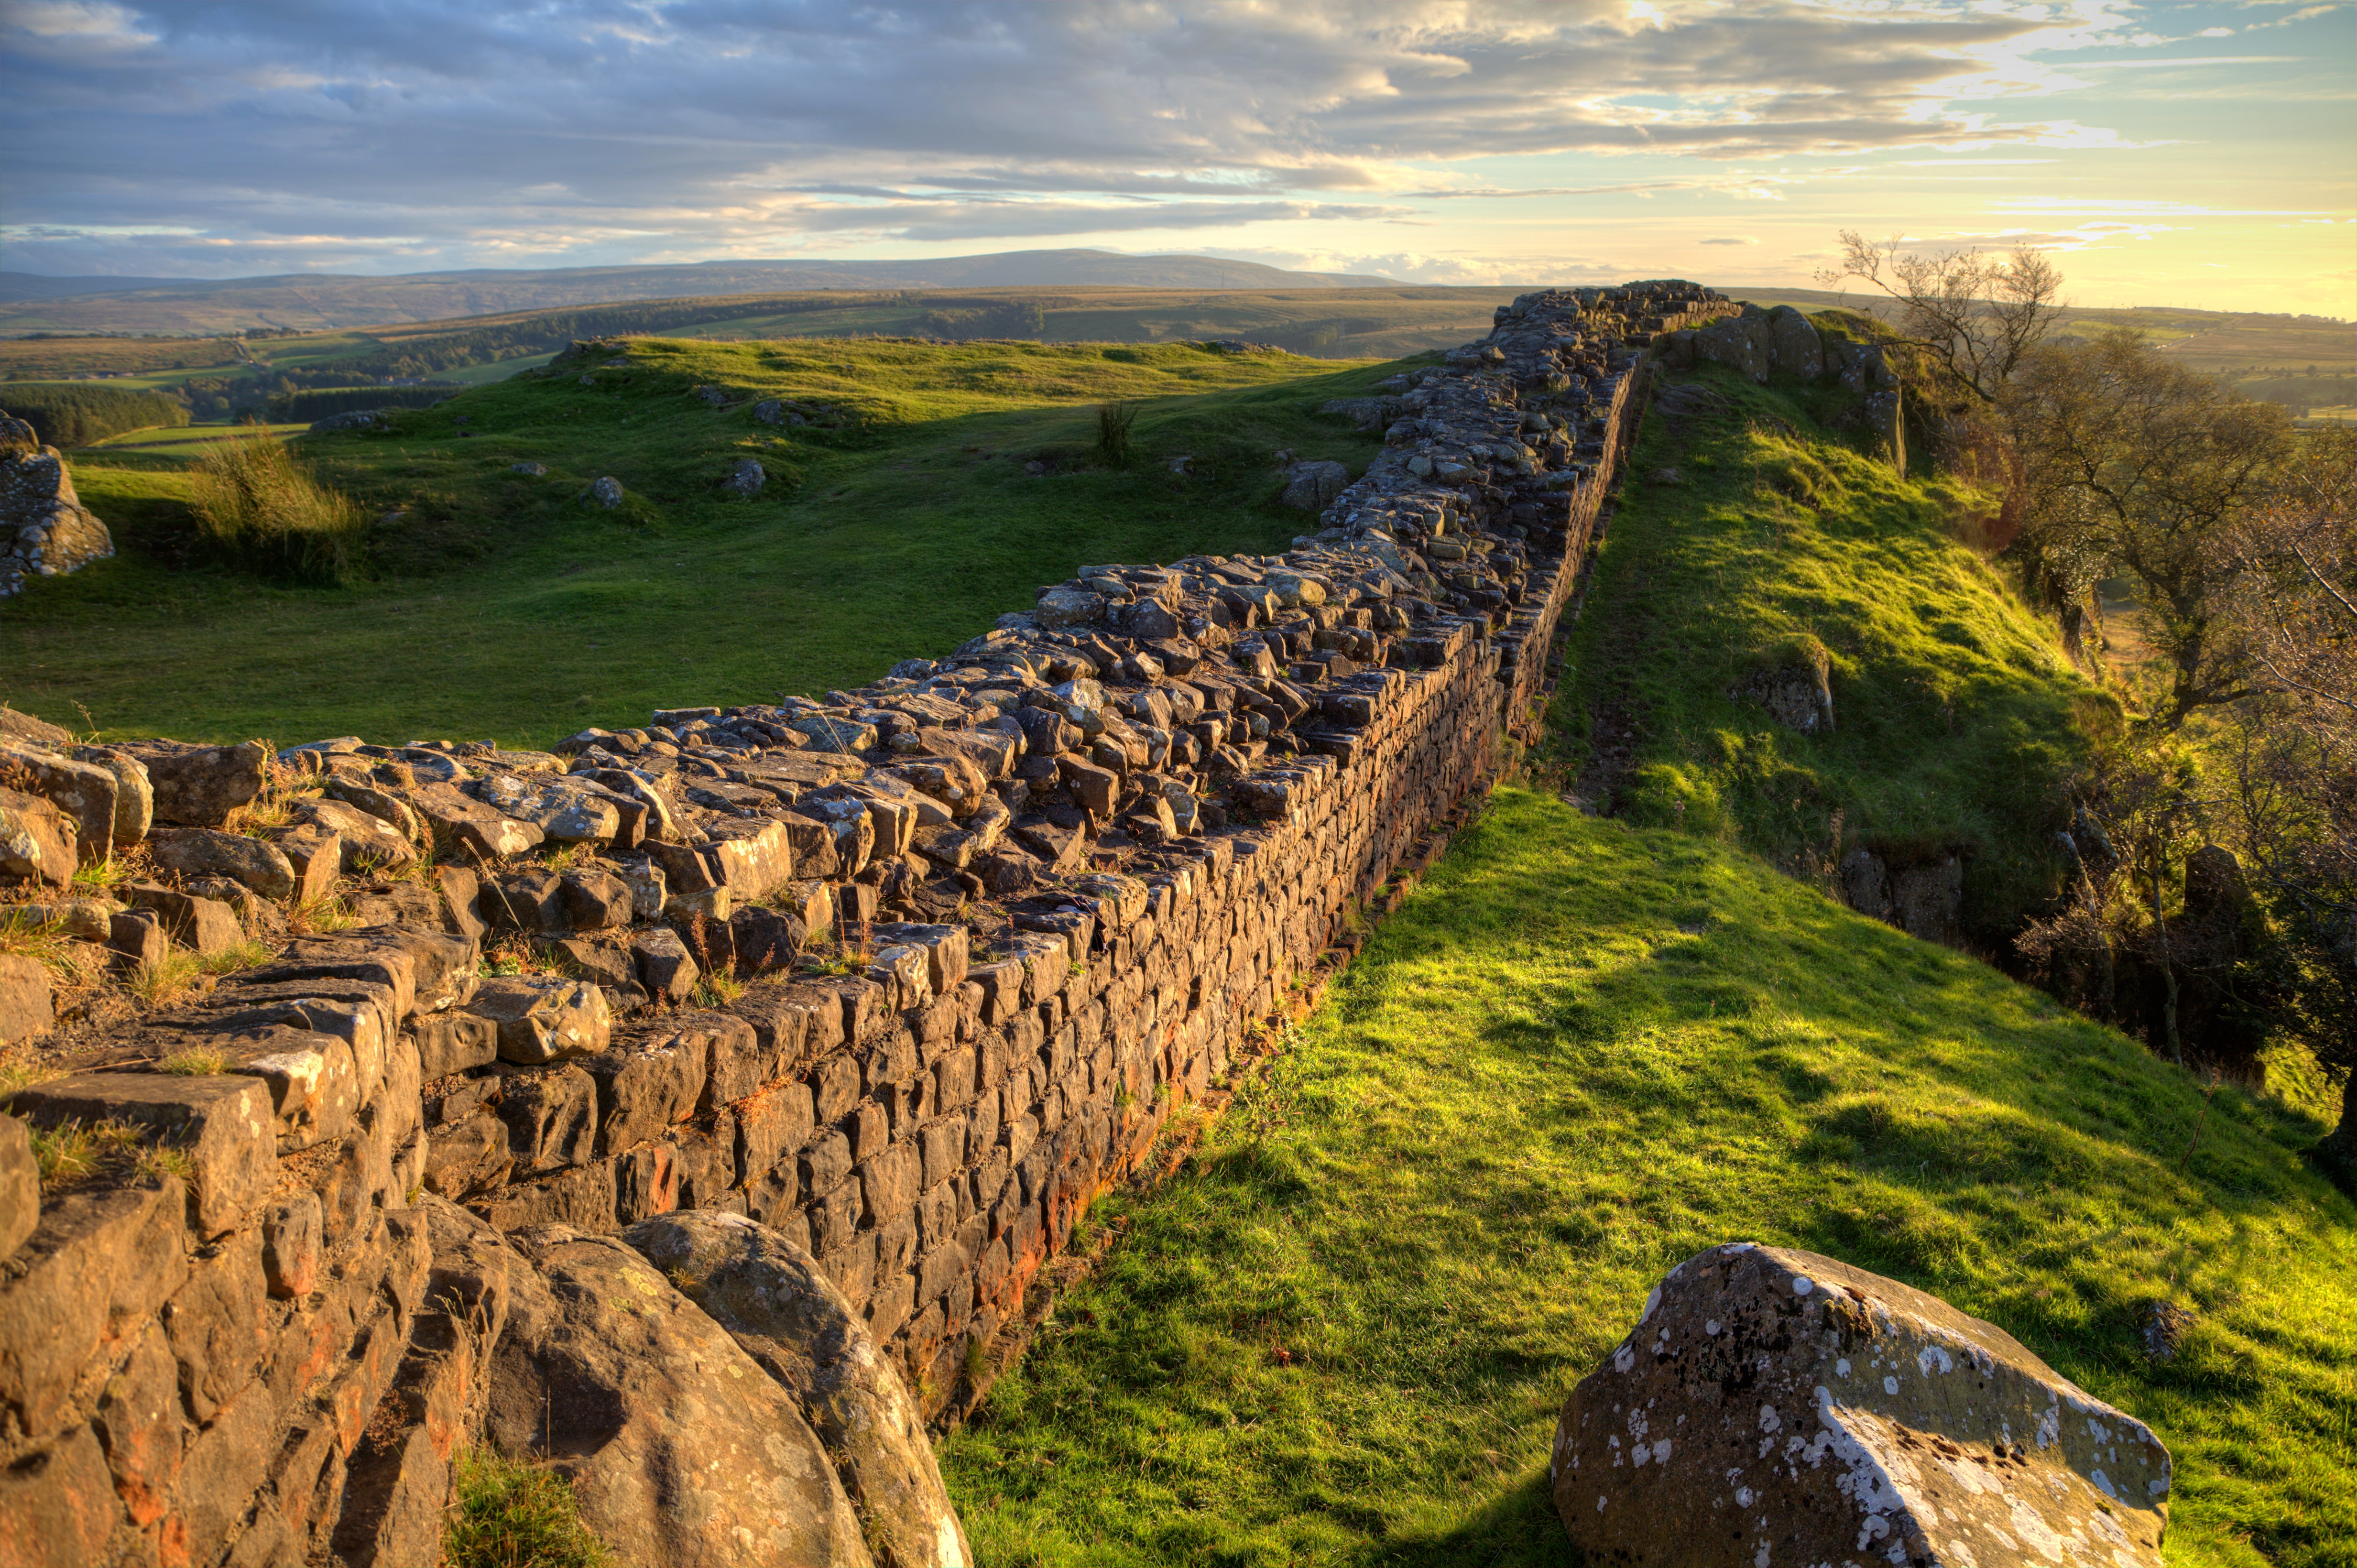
[0,248,1403,335]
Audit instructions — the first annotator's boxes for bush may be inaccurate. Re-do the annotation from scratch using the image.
[443,1449,613,1568]
[187,426,368,583]
[0,383,189,447]
[257,385,457,422]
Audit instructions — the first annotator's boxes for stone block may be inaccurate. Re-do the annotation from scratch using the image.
[0,954,52,1046]
[0,740,117,862]
[585,1034,707,1155]
[119,738,269,828]
[0,784,77,887]
[467,976,611,1064]
[9,1071,272,1237]
[0,1421,116,1568]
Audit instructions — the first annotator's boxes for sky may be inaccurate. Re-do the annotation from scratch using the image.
[1,0,2351,316]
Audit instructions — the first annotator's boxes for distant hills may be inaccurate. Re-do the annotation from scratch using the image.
[0,249,1404,335]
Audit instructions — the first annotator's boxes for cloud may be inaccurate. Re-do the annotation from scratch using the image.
[0,0,2285,276]
[1699,237,1758,245]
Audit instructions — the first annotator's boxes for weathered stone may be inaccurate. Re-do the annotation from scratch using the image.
[0,1112,35,1257]
[1033,587,1106,629]
[294,795,419,873]
[262,1191,325,1298]
[1278,459,1350,512]
[7,1072,272,1237]
[1765,304,1827,380]
[628,1209,973,1568]
[1551,1242,2171,1568]
[497,1063,599,1174]
[632,925,700,1004]
[1735,641,1835,736]
[0,1421,116,1568]
[0,1181,181,1434]
[0,954,53,1046]
[273,821,343,905]
[150,827,298,901]
[123,881,247,954]
[722,459,767,497]
[118,739,270,828]
[0,784,76,887]
[1,437,114,598]
[586,1034,707,1154]
[468,976,612,1065]
[406,782,544,861]
[0,740,117,863]
[485,1225,877,1568]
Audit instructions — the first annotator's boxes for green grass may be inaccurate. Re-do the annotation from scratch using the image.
[1552,361,2101,944]
[443,1448,614,1568]
[2,336,1405,747]
[941,789,2357,1568]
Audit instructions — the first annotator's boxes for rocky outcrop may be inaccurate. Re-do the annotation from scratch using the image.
[1733,640,1835,736]
[1553,1242,2171,1567]
[1658,304,1905,473]
[628,1210,971,1568]
[0,410,114,598]
[0,281,1713,1565]
[486,1223,875,1568]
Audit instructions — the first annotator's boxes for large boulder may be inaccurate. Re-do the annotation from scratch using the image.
[1552,1242,2171,1568]
[626,1210,973,1568]
[485,1224,875,1568]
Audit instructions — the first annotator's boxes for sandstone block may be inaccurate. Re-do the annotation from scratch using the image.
[150,827,297,901]
[467,976,611,1064]
[8,1072,272,1238]
[0,954,53,1046]
[0,784,76,887]
[119,739,270,828]
[1551,1242,2171,1568]
[0,740,117,863]
[0,1113,34,1257]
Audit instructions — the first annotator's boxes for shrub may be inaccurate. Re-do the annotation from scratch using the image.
[1096,399,1138,464]
[0,383,189,447]
[186,426,368,583]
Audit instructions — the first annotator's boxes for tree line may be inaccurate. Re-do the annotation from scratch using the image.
[1825,232,2357,1178]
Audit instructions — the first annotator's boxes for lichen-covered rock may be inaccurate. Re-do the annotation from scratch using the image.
[627,1209,973,1568]
[1735,641,1835,736]
[1552,1242,2171,1568]
[485,1224,875,1568]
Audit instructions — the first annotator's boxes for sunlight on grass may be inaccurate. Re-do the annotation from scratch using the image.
[942,790,2356,1568]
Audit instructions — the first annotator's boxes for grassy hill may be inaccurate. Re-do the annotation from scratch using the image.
[940,789,2356,1568]
[1550,360,2097,950]
[0,335,1403,744]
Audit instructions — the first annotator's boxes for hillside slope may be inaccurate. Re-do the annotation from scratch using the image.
[939,788,2356,1567]
[1553,360,2095,951]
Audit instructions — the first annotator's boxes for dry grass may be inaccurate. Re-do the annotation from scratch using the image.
[187,425,369,583]
[158,1046,229,1075]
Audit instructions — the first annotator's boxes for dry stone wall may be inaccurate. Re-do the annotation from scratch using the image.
[0,280,1729,1567]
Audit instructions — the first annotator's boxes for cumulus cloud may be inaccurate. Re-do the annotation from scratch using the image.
[0,0,2233,275]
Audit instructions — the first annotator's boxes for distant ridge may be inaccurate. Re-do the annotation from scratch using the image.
[0,249,1405,335]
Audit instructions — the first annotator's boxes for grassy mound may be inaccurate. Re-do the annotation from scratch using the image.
[1553,362,2100,947]
[940,789,2356,1568]
[2,336,1399,745]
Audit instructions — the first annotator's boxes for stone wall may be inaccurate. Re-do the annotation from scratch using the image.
[0,280,1729,1567]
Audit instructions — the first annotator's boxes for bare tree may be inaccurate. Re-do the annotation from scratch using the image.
[1819,231,2065,404]
[2003,331,2298,728]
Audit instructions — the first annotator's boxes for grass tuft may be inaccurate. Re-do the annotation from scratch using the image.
[443,1448,614,1568]
[158,1047,229,1076]
[186,424,368,583]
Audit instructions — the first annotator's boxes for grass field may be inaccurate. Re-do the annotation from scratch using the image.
[940,789,2357,1568]
[0,336,1401,745]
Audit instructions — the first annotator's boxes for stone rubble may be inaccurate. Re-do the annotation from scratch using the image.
[0,281,1729,1566]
